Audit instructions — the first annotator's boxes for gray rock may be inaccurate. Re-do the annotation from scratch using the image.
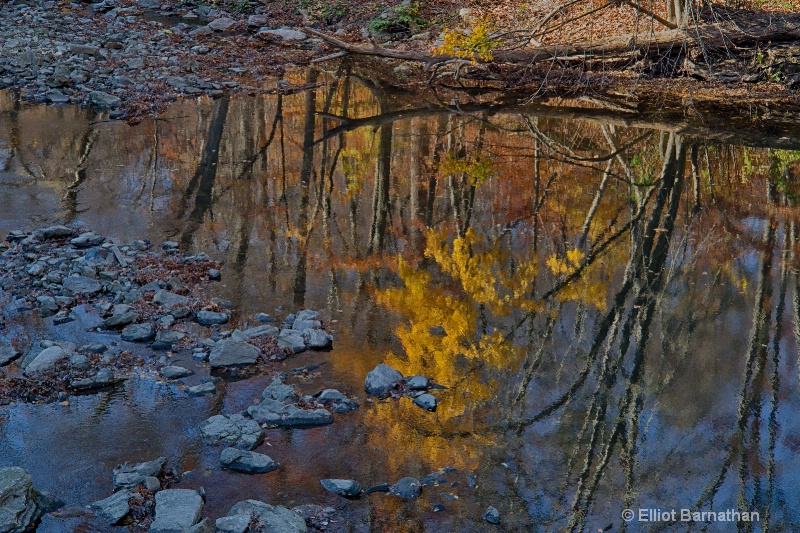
[71,368,114,390]
[200,414,263,450]
[120,323,155,342]
[292,319,321,330]
[240,325,279,340]
[186,382,216,396]
[215,514,251,533]
[304,328,332,350]
[226,500,306,533]
[220,448,278,474]
[207,17,235,31]
[277,329,306,354]
[316,389,358,413]
[254,313,275,323]
[320,479,362,498]
[261,379,298,403]
[87,91,121,110]
[208,340,260,368]
[196,310,229,326]
[295,309,320,321]
[389,477,421,499]
[0,346,20,367]
[37,225,73,239]
[70,232,104,248]
[188,518,212,533]
[0,467,39,533]
[88,489,130,525]
[406,375,429,390]
[150,489,203,532]
[413,393,437,412]
[160,366,192,380]
[46,90,70,104]
[112,457,165,490]
[208,268,221,281]
[152,330,186,350]
[257,27,307,42]
[364,364,403,398]
[24,346,67,374]
[69,353,90,370]
[138,0,161,8]
[248,14,268,26]
[104,311,139,328]
[247,400,333,428]
[483,506,500,525]
[153,289,189,309]
[62,275,101,295]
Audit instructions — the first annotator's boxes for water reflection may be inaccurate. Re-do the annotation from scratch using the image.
[1,71,800,531]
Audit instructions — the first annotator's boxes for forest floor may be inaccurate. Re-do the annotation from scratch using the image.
[3,0,800,121]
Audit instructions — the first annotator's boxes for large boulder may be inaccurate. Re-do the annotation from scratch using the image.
[0,467,39,533]
[208,340,260,368]
[364,364,403,398]
[226,500,306,533]
[150,489,203,532]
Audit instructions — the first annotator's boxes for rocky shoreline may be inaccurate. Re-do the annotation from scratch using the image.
[0,225,503,531]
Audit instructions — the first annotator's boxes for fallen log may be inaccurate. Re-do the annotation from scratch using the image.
[307,10,800,66]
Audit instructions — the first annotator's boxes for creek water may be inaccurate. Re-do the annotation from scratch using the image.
[1,74,799,532]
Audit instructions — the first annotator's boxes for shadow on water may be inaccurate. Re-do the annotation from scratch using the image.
[2,69,800,530]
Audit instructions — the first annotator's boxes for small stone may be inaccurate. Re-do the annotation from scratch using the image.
[208,340,260,368]
[365,364,403,398]
[225,500,306,533]
[483,506,500,525]
[220,448,279,474]
[406,375,429,390]
[256,27,307,42]
[389,477,421,499]
[196,310,229,326]
[160,366,192,379]
[104,311,139,328]
[88,489,130,525]
[120,323,155,342]
[0,346,20,367]
[208,268,221,280]
[413,393,437,412]
[254,313,275,323]
[200,414,263,450]
[150,489,204,532]
[320,479,362,498]
[187,382,216,396]
[208,17,236,31]
[62,275,101,295]
[153,289,190,308]
[248,14,268,26]
[87,91,122,110]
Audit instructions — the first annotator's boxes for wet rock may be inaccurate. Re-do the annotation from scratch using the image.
[71,368,114,390]
[240,325,280,340]
[215,514,251,533]
[152,330,186,350]
[0,346,20,367]
[315,389,359,413]
[277,329,306,353]
[261,379,298,403]
[208,339,260,368]
[364,483,390,494]
[254,313,275,323]
[104,310,138,328]
[225,500,306,533]
[62,275,101,295]
[88,489,130,525]
[24,346,67,374]
[304,329,333,350]
[247,399,333,427]
[320,479,362,498]
[389,477,421,499]
[208,268,221,281]
[0,467,39,533]
[187,382,216,396]
[120,323,155,342]
[153,289,190,309]
[413,393,437,412]
[160,366,192,380]
[196,310,229,326]
[112,457,166,490]
[36,225,73,239]
[200,414,263,450]
[150,489,203,533]
[87,91,121,110]
[483,506,500,525]
[70,232,104,248]
[220,448,279,474]
[365,364,403,398]
[405,375,429,390]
